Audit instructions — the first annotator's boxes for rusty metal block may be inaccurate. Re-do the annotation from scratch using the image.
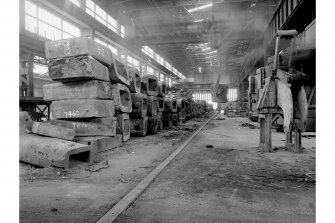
[116,113,130,142]
[50,99,115,119]
[48,56,109,82]
[179,109,186,123]
[164,98,177,113]
[162,113,172,128]
[49,117,117,137]
[43,80,112,101]
[171,113,180,126]
[141,75,158,96]
[128,67,141,93]
[147,116,158,134]
[45,37,112,66]
[20,133,94,168]
[32,121,75,140]
[130,93,148,118]
[130,116,148,137]
[74,135,122,153]
[156,112,163,131]
[177,98,186,112]
[141,78,147,94]
[111,83,132,113]
[157,81,167,97]
[19,111,33,131]
[157,97,165,112]
[109,56,130,86]
[147,96,157,117]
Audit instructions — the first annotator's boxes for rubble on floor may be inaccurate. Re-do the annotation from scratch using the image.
[240,122,258,129]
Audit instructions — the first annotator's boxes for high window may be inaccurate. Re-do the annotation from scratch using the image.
[142,46,154,58]
[25,0,80,40]
[85,0,124,38]
[127,55,140,70]
[227,88,238,102]
[69,0,81,7]
[147,66,154,75]
[94,37,118,55]
[160,73,165,82]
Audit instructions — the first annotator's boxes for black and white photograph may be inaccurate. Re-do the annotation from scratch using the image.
[2,0,332,222]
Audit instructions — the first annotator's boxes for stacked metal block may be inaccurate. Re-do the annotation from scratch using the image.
[43,37,127,156]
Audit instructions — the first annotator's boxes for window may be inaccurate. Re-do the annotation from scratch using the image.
[121,25,125,38]
[160,73,165,82]
[107,15,118,33]
[108,45,118,55]
[155,54,164,65]
[85,0,125,37]
[141,65,146,76]
[142,46,154,58]
[25,0,80,40]
[227,88,238,102]
[126,55,140,70]
[69,0,81,7]
[132,58,140,70]
[165,62,172,71]
[94,37,119,56]
[147,66,154,75]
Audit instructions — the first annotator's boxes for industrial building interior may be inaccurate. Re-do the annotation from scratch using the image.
[16,0,320,222]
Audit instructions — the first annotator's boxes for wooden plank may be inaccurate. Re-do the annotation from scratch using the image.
[96,111,218,223]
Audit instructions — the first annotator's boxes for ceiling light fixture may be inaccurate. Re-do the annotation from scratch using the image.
[188,3,213,13]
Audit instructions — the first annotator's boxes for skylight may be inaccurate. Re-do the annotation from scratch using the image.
[188,3,213,13]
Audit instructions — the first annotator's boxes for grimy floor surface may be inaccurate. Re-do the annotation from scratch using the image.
[20,115,315,223]
[115,117,315,223]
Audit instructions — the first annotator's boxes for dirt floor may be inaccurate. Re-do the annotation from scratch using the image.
[20,114,315,223]
[114,116,316,223]
[19,113,213,223]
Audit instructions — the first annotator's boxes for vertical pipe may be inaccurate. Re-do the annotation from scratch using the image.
[28,54,34,97]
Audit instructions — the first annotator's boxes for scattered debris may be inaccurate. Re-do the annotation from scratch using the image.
[139,166,154,169]
[50,208,58,212]
[240,123,258,129]
[86,160,109,172]
[215,116,226,120]
[273,146,288,152]
[162,131,179,138]
[302,134,316,139]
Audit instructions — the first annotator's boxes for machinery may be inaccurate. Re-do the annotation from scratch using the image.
[19,54,51,121]
[256,29,315,153]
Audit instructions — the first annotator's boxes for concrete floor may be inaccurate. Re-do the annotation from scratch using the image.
[115,117,316,223]
[20,115,315,223]
[19,116,210,223]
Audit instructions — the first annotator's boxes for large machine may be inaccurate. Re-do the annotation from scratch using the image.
[254,26,315,153]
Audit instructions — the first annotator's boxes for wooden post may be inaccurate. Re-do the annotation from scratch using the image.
[259,115,265,152]
[293,129,302,153]
[264,113,272,152]
[28,54,34,97]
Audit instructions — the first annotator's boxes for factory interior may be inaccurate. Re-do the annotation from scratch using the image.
[2,0,331,222]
